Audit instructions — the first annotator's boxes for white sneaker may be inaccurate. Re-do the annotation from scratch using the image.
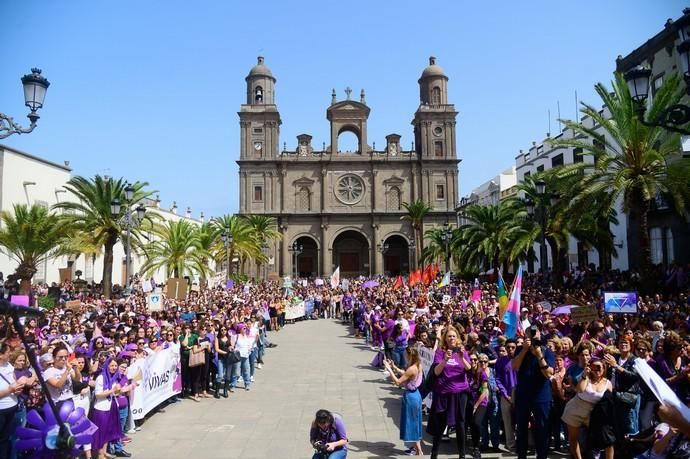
[250,376,255,382]
[127,429,136,434]
[257,363,262,369]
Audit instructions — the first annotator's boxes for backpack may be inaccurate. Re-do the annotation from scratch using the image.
[418,363,437,399]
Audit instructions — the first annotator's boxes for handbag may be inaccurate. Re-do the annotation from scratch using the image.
[614,390,638,407]
[188,346,205,367]
[227,349,241,364]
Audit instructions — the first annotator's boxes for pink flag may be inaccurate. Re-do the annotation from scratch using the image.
[501,265,523,339]
[471,289,482,302]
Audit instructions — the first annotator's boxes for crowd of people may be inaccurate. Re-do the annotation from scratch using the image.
[0,262,689,459]
[332,265,690,459]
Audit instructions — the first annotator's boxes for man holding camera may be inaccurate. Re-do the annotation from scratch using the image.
[511,321,555,459]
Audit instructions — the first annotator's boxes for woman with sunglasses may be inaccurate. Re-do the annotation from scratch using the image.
[384,347,424,456]
[215,326,236,398]
[561,359,613,459]
[44,345,81,410]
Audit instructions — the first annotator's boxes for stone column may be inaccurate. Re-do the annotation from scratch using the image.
[372,222,380,275]
[280,226,289,277]
[445,170,451,210]
[371,170,378,212]
[321,168,327,212]
[320,222,330,276]
[239,171,246,213]
[411,165,418,201]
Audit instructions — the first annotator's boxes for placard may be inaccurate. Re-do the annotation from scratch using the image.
[536,301,553,312]
[442,294,451,305]
[65,300,82,311]
[570,305,598,323]
[471,289,482,302]
[9,295,30,307]
[450,286,458,297]
[166,278,187,300]
[147,293,163,311]
[604,292,638,314]
[58,268,72,283]
[190,284,200,292]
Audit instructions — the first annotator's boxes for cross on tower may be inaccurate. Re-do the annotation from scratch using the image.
[344,86,352,100]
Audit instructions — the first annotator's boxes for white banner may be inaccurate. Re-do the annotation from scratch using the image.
[285,301,305,320]
[129,346,181,420]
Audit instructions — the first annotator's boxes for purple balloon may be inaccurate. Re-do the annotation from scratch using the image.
[16,437,44,451]
[27,409,47,429]
[15,426,42,438]
[42,403,56,426]
[58,399,75,421]
[74,433,94,445]
[66,407,85,425]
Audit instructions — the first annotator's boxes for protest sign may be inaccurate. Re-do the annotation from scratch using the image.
[571,305,598,323]
[450,286,458,297]
[58,268,72,283]
[285,301,305,320]
[65,300,82,311]
[166,278,187,300]
[147,293,163,311]
[471,289,482,302]
[604,292,638,314]
[9,295,30,307]
[536,301,553,312]
[442,294,451,305]
[129,346,181,420]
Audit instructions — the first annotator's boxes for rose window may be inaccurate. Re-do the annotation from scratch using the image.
[336,174,364,205]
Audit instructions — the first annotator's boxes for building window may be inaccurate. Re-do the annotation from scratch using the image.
[298,187,311,211]
[254,86,263,103]
[434,141,443,157]
[651,75,664,97]
[551,153,564,167]
[573,147,583,163]
[666,227,674,264]
[436,184,445,200]
[253,127,263,134]
[536,165,545,172]
[523,171,531,179]
[253,185,263,202]
[431,87,441,105]
[387,186,401,210]
[593,138,605,151]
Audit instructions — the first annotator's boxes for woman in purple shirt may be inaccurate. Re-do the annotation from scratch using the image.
[309,409,348,458]
[427,325,472,459]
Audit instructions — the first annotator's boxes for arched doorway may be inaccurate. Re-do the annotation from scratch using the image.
[382,235,410,276]
[294,236,318,278]
[332,230,369,278]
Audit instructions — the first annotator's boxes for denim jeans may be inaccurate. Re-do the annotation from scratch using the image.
[229,360,241,388]
[217,358,234,384]
[249,347,258,377]
[0,405,17,459]
[392,346,408,369]
[108,405,129,453]
[312,449,347,459]
[480,399,501,448]
[9,404,25,459]
[237,356,251,387]
[515,399,550,459]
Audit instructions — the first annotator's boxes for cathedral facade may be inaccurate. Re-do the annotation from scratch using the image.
[237,56,460,278]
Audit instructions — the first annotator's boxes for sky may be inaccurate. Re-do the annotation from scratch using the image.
[1,1,687,219]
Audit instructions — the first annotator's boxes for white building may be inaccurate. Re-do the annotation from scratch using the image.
[513,108,630,272]
[0,143,204,288]
[462,166,517,207]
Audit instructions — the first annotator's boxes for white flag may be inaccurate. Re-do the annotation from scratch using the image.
[330,266,340,288]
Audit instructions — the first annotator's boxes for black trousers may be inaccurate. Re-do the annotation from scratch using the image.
[0,404,17,459]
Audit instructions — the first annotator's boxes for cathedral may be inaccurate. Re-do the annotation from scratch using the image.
[237,56,460,278]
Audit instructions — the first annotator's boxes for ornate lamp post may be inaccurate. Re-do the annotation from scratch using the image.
[623,26,690,135]
[440,222,452,273]
[110,184,146,293]
[408,240,416,271]
[288,242,303,278]
[220,231,233,280]
[0,68,50,139]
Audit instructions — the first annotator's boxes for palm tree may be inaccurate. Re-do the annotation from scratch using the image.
[54,175,155,298]
[401,199,433,267]
[243,215,282,278]
[456,200,526,273]
[139,220,208,278]
[194,222,219,285]
[551,72,690,286]
[211,215,256,276]
[0,204,73,294]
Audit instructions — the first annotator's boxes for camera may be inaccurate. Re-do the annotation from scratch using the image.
[526,324,541,346]
[313,441,328,452]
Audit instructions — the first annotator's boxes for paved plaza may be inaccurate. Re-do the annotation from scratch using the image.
[125,320,532,458]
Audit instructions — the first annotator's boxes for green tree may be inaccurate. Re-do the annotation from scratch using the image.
[401,199,433,267]
[0,204,73,294]
[243,214,282,278]
[54,175,155,298]
[551,72,690,285]
[211,214,256,276]
[139,220,208,278]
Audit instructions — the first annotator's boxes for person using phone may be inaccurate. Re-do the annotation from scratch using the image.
[511,321,555,459]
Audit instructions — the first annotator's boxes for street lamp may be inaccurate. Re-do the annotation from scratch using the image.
[261,239,269,280]
[623,26,690,135]
[220,231,233,280]
[110,184,146,293]
[288,241,303,278]
[440,222,452,273]
[377,239,390,254]
[408,240,416,271]
[0,68,50,139]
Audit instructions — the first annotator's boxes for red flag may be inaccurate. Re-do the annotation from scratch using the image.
[422,265,432,285]
[393,276,403,289]
[409,270,421,286]
[431,263,440,279]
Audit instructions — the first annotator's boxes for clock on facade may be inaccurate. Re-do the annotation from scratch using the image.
[254,142,262,151]
[433,126,443,137]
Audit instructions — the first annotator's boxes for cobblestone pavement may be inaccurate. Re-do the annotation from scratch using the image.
[126,319,560,458]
